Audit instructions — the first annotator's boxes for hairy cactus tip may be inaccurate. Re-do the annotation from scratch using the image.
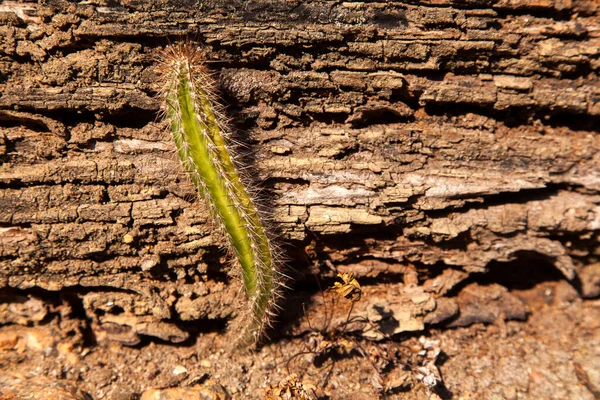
[156,43,281,346]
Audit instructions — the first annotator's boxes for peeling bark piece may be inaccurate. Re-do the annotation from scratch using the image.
[420,76,497,105]
[423,269,469,296]
[305,206,383,234]
[447,283,527,328]
[82,291,172,321]
[93,314,188,345]
[291,283,436,340]
[337,259,415,280]
[82,292,189,345]
[0,295,47,325]
[424,297,459,325]
[346,100,413,126]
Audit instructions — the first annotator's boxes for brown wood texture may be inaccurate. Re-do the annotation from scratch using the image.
[0,0,599,350]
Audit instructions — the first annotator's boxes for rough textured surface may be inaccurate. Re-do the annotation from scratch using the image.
[0,0,598,399]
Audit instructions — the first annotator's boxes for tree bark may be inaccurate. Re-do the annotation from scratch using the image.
[0,1,599,398]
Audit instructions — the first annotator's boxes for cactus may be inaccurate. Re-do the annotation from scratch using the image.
[157,44,278,346]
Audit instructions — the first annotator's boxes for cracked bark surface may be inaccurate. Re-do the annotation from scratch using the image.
[0,1,599,399]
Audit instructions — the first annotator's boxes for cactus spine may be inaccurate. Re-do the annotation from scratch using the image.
[157,44,277,346]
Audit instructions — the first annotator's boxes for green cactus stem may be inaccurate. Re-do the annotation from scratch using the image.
[158,44,277,345]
